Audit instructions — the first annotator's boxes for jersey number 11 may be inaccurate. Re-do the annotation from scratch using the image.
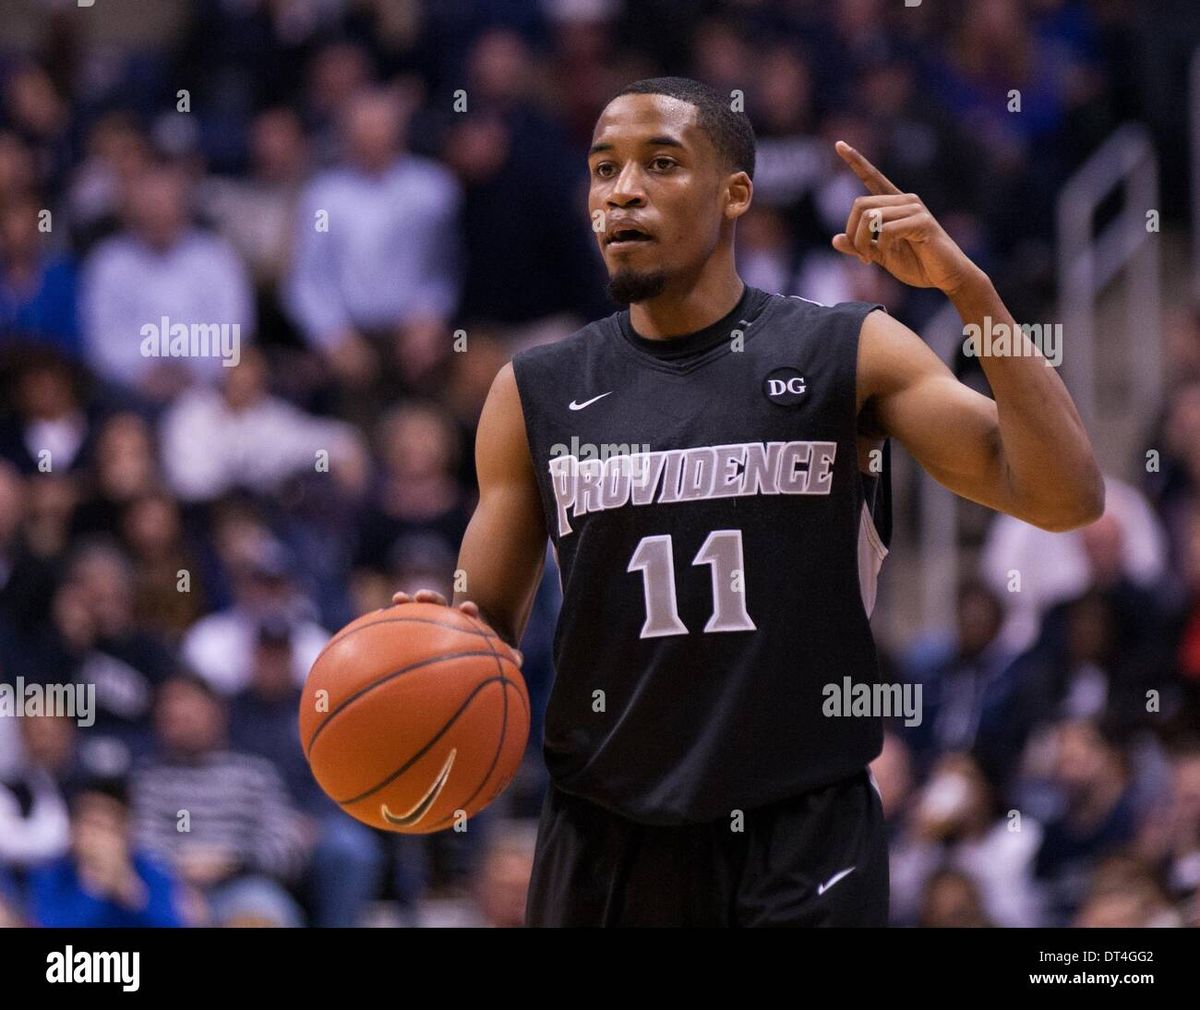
[627,529,757,638]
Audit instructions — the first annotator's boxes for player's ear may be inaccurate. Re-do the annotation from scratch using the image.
[724,171,752,221]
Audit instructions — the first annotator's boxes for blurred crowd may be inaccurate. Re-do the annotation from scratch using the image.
[0,0,1198,927]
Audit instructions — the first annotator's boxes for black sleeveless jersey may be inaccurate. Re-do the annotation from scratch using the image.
[511,285,891,825]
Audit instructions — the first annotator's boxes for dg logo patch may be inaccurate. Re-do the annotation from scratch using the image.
[763,367,807,406]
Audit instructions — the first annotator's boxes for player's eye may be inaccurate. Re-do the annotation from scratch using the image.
[593,161,616,178]
[649,157,677,172]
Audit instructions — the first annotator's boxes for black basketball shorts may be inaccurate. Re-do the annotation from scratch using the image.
[524,767,889,927]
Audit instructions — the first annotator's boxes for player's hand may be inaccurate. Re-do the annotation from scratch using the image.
[391,590,523,665]
[831,141,979,297]
[391,589,476,614]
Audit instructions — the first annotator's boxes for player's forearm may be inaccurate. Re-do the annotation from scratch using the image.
[451,509,545,649]
[946,267,1105,531]
[452,591,533,652]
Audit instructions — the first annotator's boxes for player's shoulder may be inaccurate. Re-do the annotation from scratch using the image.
[766,291,887,327]
[511,313,619,372]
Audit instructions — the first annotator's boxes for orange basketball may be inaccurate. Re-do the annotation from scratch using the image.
[299,602,529,834]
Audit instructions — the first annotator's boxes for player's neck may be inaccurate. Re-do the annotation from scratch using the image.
[628,267,745,340]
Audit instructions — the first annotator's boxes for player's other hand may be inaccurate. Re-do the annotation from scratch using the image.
[831,141,981,297]
[391,588,477,615]
[391,590,523,665]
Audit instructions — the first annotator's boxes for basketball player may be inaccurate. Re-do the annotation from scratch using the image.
[393,77,1104,926]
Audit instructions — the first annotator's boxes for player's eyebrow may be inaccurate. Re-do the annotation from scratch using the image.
[588,134,686,156]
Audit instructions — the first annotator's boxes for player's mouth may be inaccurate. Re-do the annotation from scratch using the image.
[605,227,655,250]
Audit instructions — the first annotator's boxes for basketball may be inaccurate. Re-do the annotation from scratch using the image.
[299,603,529,834]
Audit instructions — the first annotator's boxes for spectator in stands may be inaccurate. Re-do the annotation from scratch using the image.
[284,86,461,393]
[917,867,993,927]
[736,205,795,298]
[33,539,175,770]
[472,821,538,928]
[17,710,88,796]
[898,580,1023,787]
[445,28,608,327]
[2,63,71,195]
[543,0,642,150]
[201,107,309,291]
[118,490,208,643]
[441,326,510,487]
[925,0,1081,254]
[65,113,152,253]
[1033,719,1140,925]
[70,411,162,540]
[1145,379,1200,590]
[27,776,184,928]
[0,459,60,633]
[1136,739,1200,908]
[1008,513,1172,738]
[0,716,72,875]
[0,191,79,353]
[229,618,323,817]
[1167,500,1200,716]
[131,672,305,926]
[182,532,328,695]
[0,133,37,207]
[17,470,77,601]
[298,41,377,165]
[159,345,368,505]
[178,0,333,172]
[1073,854,1184,927]
[352,401,468,605]
[889,752,1043,927]
[980,475,1168,652]
[80,159,254,400]
[230,619,383,927]
[425,820,539,928]
[0,348,95,476]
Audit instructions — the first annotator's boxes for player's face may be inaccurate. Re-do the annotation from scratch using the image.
[588,94,729,298]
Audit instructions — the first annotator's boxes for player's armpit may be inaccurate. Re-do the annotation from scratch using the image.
[454,361,548,648]
[855,310,1052,527]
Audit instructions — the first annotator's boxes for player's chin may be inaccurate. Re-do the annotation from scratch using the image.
[602,237,658,266]
[606,261,669,304]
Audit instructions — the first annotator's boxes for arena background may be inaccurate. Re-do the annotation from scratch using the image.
[0,0,1198,929]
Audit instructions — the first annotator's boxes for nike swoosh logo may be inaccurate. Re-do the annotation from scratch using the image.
[817,866,855,895]
[568,392,613,410]
[381,748,456,828]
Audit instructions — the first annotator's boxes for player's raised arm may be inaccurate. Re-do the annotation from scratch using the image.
[833,141,1105,533]
[394,361,548,650]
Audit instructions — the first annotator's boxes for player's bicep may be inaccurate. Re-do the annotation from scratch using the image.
[456,362,548,645]
[859,311,1012,513]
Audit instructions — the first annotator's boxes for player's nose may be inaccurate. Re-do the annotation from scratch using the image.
[607,162,646,207]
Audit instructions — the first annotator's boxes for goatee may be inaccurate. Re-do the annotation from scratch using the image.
[608,268,668,305]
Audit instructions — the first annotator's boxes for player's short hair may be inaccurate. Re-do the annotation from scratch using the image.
[614,76,756,180]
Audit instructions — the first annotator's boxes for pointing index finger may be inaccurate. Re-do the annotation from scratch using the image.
[835,140,902,196]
